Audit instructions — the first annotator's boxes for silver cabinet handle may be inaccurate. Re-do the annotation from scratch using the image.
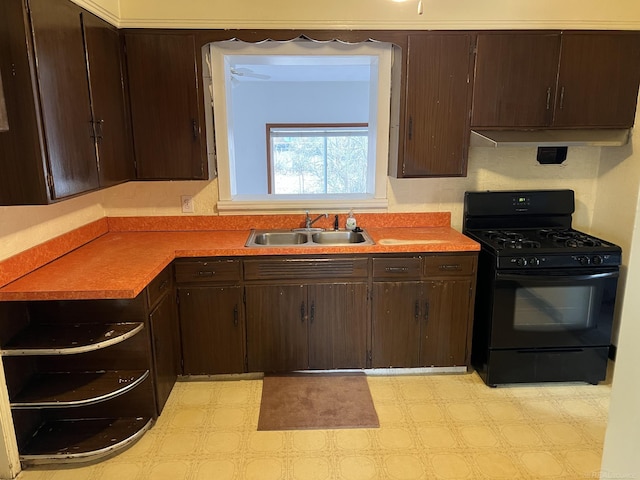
[546,87,551,110]
[385,267,409,273]
[439,264,461,271]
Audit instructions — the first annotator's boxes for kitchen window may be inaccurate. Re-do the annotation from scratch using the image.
[205,39,394,213]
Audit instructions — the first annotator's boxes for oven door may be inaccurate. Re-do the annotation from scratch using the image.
[490,268,618,349]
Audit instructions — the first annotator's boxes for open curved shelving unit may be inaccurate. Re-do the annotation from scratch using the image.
[0,266,178,467]
[0,322,144,356]
[10,370,150,408]
[19,417,153,466]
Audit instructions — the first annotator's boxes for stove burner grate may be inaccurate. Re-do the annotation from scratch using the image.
[537,229,603,248]
[566,238,601,248]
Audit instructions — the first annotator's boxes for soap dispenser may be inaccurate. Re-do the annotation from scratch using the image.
[345,210,357,231]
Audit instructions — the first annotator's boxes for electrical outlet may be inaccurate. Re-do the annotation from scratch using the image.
[181,195,194,213]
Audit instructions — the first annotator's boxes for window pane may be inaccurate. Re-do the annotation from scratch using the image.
[326,135,368,194]
[272,136,326,194]
[270,126,368,195]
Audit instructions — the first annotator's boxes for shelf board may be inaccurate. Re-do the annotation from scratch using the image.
[1,322,144,356]
[19,417,153,465]
[11,370,149,409]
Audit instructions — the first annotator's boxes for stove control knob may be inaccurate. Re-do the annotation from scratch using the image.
[577,256,591,265]
[515,257,527,267]
[528,257,540,266]
[592,255,603,265]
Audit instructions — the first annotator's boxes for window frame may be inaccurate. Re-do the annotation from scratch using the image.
[207,40,394,214]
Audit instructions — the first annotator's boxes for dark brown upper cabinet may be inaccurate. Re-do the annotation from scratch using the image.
[553,32,640,128]
[124,33,207,180]
[471,33,560,128]
[0,0,133,205]
[83,14,135,187]
[472,31,640,129]
[396,33,474,178]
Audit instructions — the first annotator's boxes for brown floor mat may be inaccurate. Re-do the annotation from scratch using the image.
[257,372,380,431]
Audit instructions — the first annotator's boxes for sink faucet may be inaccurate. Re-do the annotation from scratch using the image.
[305,211,328,229]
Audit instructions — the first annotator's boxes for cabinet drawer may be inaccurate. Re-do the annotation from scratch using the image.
[244,258,368,280]
[372,257,421,279]
[424,255,476,276]
[147,265,173,308]
[174,259,241,284]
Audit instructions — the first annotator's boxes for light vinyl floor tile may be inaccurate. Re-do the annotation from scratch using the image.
[17,371,611,480]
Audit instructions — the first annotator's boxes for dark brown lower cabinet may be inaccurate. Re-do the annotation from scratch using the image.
[178,286,245,375]
[372,280,473,368]
[243,257,371,373]
[372,254,477,368]
[308,283,368,370]
[245,283,369,372]
[148,292,181,413]
[372,282,423,368]
[245,284,308,372]
[420,279,473,367]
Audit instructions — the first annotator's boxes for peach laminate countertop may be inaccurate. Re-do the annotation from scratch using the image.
[0,217,479,301]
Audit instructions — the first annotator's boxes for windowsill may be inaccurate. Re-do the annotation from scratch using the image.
[217,197,389,215]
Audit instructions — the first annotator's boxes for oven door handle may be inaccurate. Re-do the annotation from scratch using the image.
[496,270,619,282]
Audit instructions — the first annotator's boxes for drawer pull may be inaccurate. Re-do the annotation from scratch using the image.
[197,271,214,277]
[414,300,420,320]
[439,264,461,271]
[386,267,409,273]
[158,280,169,291]
[233,305,238,326]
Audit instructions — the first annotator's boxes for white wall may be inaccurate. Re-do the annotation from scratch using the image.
[591,108,640,344]
[116,0,640,30]
[600,186,640,478]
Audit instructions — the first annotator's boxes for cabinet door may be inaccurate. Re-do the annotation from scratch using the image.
[554,32,640,128]
[149,293,180,414]
[308,283,368,370]
[125,33,205,180]
[245,285,308,372]
[420,280,472,367]
[29,0,99,199]
[371,282,422,368]
[472,33,560,128]
[178,286,245,375]
[402,34,473,177]
[82,12,134,187]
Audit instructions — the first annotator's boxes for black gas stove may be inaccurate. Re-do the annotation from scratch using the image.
[463,190,621,270]
[465,227,621,269]
[463,189,620,386]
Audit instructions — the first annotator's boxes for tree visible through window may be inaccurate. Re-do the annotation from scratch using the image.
[267,124,368,195]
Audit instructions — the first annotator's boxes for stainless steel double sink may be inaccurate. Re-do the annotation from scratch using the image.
[245,229,375,247]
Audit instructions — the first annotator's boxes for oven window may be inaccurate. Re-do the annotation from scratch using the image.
[513,285,598,331]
